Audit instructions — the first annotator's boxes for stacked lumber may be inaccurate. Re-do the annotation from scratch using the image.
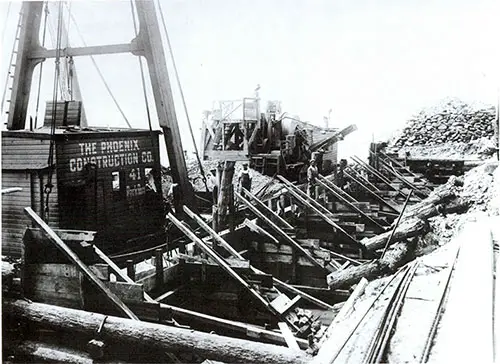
[44,101,83,127]
[391,98,496,148]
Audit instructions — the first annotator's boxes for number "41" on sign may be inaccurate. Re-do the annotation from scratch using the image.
[129,168,142,181]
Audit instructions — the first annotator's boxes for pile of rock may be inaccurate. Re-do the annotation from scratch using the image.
[391,98,496,148]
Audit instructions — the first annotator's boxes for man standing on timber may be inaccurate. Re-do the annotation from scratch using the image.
[238,162,252,198]
[307,159,319,198]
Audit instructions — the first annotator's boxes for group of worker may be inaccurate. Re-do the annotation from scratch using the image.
[204,158,321,202]
[206,162,253,200]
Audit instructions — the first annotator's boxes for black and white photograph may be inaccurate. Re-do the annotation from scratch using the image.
[1,0,499,362]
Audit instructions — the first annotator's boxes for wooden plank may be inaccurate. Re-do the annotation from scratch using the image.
[106,281,144,303]
[319,175,358,203]
[275,176,360,247]
[278,322,301,351]
[351,155,397,189]
[167,212,273,313]
[23,264,84,308]
[313,270,406,364]
[236,191,331,272]
[1,187,23,194]
[344,167,382,192]
[183,206,246,258]
[185,206,334,310]
[374,152,430,195]
[244,189,294,230]
[344,170,401,213]
[24,207,139,320]
[316,176,386,231]
[243,218,281,245]
[318,278,369,348]
[154,286,184,302]
[133,264,180,293]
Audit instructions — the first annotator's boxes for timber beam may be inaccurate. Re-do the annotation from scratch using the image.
[24,207,139,320]
[166,212,276,315]
[28,43,143,59]
[345,166,382,192]
[351,155,399,190]
[276,176,361,247]
[243,189,294,230]
[371,151,430,197]
[184,206,334,310]
[94,238,309,347]
[344,170,401,214]
[3,300,310,364]
[318,175,358,203]
[236,191,331,272]
[316,176,386,231]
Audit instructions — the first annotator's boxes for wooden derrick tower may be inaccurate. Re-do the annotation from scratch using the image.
[2,1,194,257]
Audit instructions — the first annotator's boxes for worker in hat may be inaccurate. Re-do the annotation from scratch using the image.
[237,162,252,198]
[307,159,319,198]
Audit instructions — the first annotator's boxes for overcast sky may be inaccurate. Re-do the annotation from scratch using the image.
[1,0,499,162]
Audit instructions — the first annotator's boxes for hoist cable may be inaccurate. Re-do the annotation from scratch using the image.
[45,1,64,221]
[65,5,132,128]
[155,0,208,191]
[45,6,69,101]
[34,2,50,129]
[65,1,73,99]
[1,1,12,47]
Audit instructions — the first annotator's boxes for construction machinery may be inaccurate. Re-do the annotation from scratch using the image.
[201,92,357,181]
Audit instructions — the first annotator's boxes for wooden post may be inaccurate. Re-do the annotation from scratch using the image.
[229,184,235,233]
[126,260,135,281]
[133,0,194,208]
[155,249,164,287]
[217,161,236,228]
[291,247,297,283]
[23,207,139,321]
[212,205,219,232]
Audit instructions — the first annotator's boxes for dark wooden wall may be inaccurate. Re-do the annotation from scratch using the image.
[2,136,60,257]
[2,130,163,258]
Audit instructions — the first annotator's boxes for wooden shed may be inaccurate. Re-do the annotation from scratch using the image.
[2,127,165,258]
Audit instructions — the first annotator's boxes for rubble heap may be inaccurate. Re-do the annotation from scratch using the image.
[391,98,496,148]
[162,159,284,200]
